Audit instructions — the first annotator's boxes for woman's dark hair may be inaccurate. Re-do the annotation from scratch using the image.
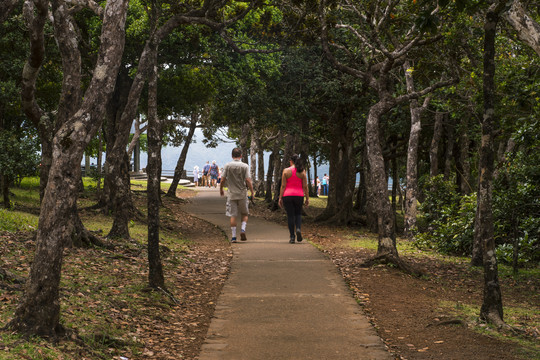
[290,154,304,173]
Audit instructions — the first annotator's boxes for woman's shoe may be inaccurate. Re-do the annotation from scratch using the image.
[296,230,302,242]
[289,238,295,244]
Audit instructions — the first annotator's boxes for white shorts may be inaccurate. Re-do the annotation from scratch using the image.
[226,197,249,217]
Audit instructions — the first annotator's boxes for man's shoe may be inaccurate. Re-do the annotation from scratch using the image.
[231,237,237,243]
[296,230,303,242]
[240,231,247,241]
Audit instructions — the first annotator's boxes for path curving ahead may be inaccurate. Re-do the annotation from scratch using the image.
[184,188,391,360]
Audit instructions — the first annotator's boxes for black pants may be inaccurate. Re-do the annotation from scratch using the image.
[283,196,303,238]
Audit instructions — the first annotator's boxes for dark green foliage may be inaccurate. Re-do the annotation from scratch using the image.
[415,175,476,255]
[0,131,40,183]
[493,120,540,267]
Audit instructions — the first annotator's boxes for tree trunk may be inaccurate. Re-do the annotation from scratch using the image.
[476,2,504,326]
[265,151,275,202]
[366,100,398,257]
[403,61,430,236]
[503,0,540,57]
[255,139,266,197]
[127,115,147,161]
[239,123,250,164]
[458,117,472,194]
[1,173,10,208]
[8,0,129,337]
[0,0,19,22]
[20,0,54,203]
[147,43,165,289]
[100,69,131,211]
[443,117,455,180]
[430,112,444,178]
[315,108,357,225]
[166,113,198,197]
[250,124,258,186]
[106,150,132,239]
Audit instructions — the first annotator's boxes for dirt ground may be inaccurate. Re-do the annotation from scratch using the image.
[1,191,538,360]
[247,200,539,360]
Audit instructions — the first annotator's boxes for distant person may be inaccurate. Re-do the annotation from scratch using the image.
[279,154,309,244]
[202,161,210,187]
[316,176,321,196]
[220,148,254,243]
[322,173,329,196]
[210,160,219,188]
[193,165,200,187]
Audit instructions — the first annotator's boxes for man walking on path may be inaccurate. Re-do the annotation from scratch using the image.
[220,148,254,243]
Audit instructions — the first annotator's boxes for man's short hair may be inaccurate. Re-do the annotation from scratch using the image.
[232,148,242,158]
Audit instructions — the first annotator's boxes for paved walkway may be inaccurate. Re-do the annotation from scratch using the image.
[184,188,391,360]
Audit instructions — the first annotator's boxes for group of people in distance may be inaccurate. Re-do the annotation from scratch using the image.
[216,148,309,244]
[315,173,329,196]
[193,160,221,188]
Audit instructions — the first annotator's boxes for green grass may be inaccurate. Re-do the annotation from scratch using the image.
[0,176,194,359]
[0,208,38,232]
[308,196,327,209]
[438,300,540,359]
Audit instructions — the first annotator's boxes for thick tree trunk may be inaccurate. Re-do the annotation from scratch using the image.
[147,45,165,289]
[166,113,198,197]
[106,151,131,239]
[315,108,358,225]
[476,3,504,326]
[365,101,398,256]
[8,0,128,337]
[503,0,540,57]
[430,112,444,178]
[239,123,250,164]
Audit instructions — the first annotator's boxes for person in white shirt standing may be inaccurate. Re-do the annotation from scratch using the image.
[220,148,255,243]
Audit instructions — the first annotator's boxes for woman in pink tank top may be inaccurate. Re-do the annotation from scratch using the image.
[278,154,309,243]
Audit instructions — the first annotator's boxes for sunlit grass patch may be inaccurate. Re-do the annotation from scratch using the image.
[309,197,327,209]
[0,209,38,232]
[0,333,66,360]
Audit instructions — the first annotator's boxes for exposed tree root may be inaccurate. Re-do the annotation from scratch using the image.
[70,214,108,248]
[360,253,425,277]
[0,266,25,290]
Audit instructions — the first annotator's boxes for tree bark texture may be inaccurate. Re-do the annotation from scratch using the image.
[166,113,198,197]
[366,100,398,257]
[403,61,431,236]
[315,108,357,225]
[430,112,444,178]
[503,0,540,57]
[443,118,455,180]
[1,173,10,208]
[476,3,504,326]
[9,0,129,337]
[0,0,19,22]
[255,138,266,197]
[20,0,54,202]
[265,151,275,202]
[250,125,258,184]
[457,117,472,194]
[147,45,165,289]
[101,70,131,211]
